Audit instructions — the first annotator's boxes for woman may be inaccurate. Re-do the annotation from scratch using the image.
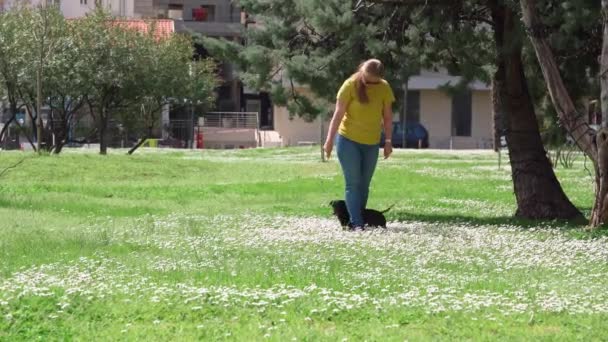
[324,58,395,231]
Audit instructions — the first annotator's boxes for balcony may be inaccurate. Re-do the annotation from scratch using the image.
[155,3,243,37]
[173,20,242,37]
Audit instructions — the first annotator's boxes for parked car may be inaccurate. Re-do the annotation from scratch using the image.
[380,122,429,148]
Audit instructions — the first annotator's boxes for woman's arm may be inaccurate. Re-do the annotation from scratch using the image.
[323,99,348,158]
[383,103,393,159]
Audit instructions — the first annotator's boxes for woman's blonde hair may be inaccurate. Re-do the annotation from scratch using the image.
[352,59,384,103]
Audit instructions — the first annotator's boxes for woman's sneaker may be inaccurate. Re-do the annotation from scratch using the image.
[351,225,365,232]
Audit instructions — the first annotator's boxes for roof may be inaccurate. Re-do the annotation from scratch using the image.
[110,19,175,40]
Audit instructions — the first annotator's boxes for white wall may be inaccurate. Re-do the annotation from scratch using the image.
[103,0,134,17]
[61,0,95,18]
[273,106,329,147]
[419,89,493,149]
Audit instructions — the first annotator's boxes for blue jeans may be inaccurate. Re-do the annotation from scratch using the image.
[336,134,379,227]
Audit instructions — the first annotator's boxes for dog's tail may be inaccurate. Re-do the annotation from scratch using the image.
[381,203,396,214]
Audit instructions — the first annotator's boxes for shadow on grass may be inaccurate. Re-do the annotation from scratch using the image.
[390,210,598,231]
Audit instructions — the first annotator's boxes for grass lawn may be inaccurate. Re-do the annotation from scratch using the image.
[0,147,607,341]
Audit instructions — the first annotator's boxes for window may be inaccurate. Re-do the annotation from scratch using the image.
[451,90,472,137]
[201,5,215,21]
[246,99,261,114]
[168,4,183,20]
[80,0,87,5]
[406,90,420,124]
[192,5,215,22]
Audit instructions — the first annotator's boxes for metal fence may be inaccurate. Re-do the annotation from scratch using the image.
[1,111,261,150]
[163,119,193,148]
[201,112,259,129]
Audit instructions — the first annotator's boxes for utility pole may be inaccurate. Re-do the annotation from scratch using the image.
[36,2,47,153]
[401,79,408,149]
[36,68,42,152]
[190,101,195,149]
[320,115,325,162]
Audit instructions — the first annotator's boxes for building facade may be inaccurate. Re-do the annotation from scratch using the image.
[273,71,494,150]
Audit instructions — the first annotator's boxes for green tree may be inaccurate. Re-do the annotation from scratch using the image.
[124,30,218,155]
[0,6,33,149]
[519,0,607,226]
[523,0,600,150]
[203,0,583,221]
[44,17,96,154]
[75,9,142,155]
[15,5,70,153]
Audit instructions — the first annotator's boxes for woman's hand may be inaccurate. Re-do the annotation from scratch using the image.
[382,103,393,160]
[324,139,334,159]
[383,142,393,159]
[324,100,347,160]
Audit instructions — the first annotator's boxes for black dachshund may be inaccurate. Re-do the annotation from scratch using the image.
[329,200,394,229]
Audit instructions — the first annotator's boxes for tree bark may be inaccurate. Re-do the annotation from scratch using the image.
[491,3,584,221]
[491,76,503,152]
[592,128,608,225]
[36,68,43,154]
[51,122,67,154]
[519,0,596,159]
[51,115,67,154]
[99,109,109,155]
[53,140,66,154]
[0,113,15,148]
[593,1,608,225]
[601,0,608,128]
[127,136,148,155]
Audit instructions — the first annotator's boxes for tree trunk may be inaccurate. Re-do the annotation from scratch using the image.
[51,115,67,154]
[36,68,43,154]
[601,0,608,129]
[128,136,148,155]
[18,106,38,151]
[128,124,155,155]
[592,129,608,225]
[53,140,66,154]
[52,125,67,154]
[99,110,109,155]
[491,76,503,152]
[593,1,608,225]
[401,80,409,149]
[0,113,15,148]
[27,108,38,152]
[491,4,584,221]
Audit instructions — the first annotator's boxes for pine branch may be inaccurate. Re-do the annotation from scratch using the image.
[353,0,376,13]
[368,0,448,4]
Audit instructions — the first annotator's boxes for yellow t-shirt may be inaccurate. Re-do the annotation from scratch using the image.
[337,77,395,145]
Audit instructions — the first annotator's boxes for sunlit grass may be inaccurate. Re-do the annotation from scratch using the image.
[0,147,605,340]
